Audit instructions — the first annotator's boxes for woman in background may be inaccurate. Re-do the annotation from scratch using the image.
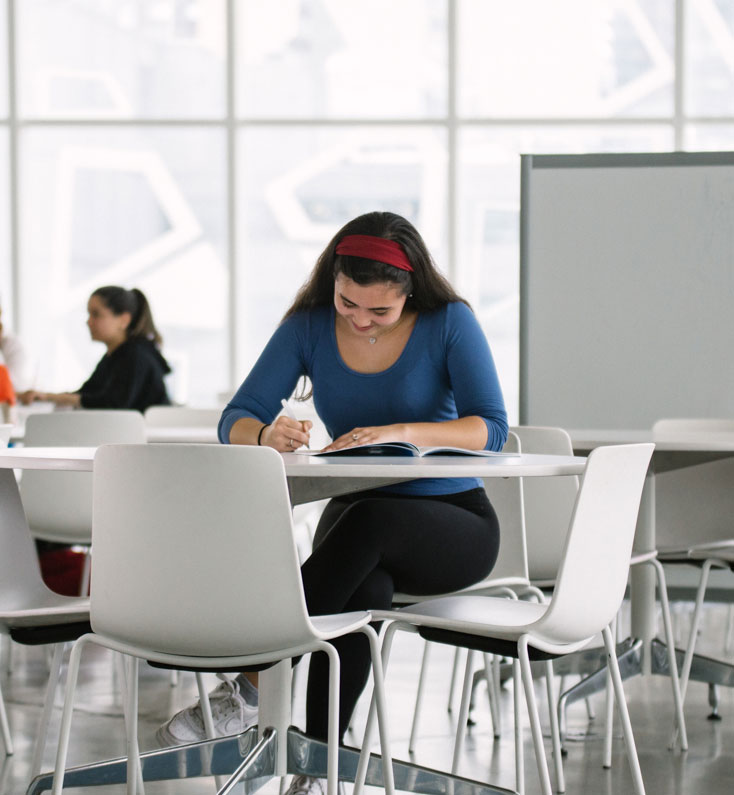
[19,285,171,413]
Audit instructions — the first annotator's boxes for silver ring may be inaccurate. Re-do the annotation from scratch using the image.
[288,439,294,448]
[352,433,359,441]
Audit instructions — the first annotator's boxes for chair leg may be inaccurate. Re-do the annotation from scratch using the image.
[451,649,475,774]
[324,645,341,795]
[408,641,431,753]
[679,559,716,702]
[354,622,401,795]
[603,614,617,770]
[602,626,646,795]
[196,673,216,737]
[0,681,12,756]
[30,643,66,777]
[513,658,524,795]
[603,664,614,770]
[447,647,462,713]
[544,659,565,793]
[124,657,140,795]
[483,653,500,739]
[359,625,394,795]
[195,673,225,793]
[648,558,687,751]
[51,636,89,795]
[518,639,552,795]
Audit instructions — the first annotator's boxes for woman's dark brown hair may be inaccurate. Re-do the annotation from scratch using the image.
[92,286,163,346]
[283,211,467,321]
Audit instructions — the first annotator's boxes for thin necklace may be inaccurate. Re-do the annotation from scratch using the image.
[369,313,405,345]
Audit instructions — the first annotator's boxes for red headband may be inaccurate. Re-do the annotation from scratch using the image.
[335,234,413,272]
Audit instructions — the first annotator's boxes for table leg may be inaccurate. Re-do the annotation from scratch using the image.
[630,471,656,673]
[27,727,517,795]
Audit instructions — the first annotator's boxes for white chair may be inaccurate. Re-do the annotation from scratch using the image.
[514,425,687,758]
[0,460,89,768]
[50,444,394,795]
[392,433,563,793]
[143,405,222,427]
[361,443,655,795]
[20,410,146,595]
[653,418,734,730]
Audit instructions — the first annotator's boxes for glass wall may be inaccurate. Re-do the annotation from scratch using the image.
[2,0,733,415]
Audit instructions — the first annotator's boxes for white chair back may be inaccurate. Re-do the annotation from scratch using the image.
[20,411,146,544]
[512,426,579,585]
[536,443,654,644]
[482,431,528,582]
[0,467,54,618]
[143,406,222,428]
[91,444,314,657]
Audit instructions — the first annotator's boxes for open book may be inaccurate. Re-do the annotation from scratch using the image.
[299,442,518,458]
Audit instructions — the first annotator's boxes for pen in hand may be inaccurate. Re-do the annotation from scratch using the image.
[281,398,310,449]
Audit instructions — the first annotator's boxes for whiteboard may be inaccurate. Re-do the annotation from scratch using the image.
[520,152,734,430]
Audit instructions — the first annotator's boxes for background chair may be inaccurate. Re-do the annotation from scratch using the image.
[50,444,393,795]
[0,453,89,772]
[653,418,734,726]
[363,443,655,795]
[143,405,222,427]
[513,426,687,756]
[20,410,146,595]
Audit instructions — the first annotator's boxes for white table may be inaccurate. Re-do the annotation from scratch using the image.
[568,429,734,701]
[13,446,584,795]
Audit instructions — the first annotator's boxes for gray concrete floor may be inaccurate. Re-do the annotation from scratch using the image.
[1,601,734,794]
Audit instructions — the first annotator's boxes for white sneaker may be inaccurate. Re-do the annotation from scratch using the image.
[156,674,258,746]
[285,775,327,795]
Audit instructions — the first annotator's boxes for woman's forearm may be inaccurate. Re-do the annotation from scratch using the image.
[49,392,82,408]
[228,416,268,446]
[400,416,490,449]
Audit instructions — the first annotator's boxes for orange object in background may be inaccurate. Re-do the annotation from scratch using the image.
[0,364,16,424]
[0,364,16,404]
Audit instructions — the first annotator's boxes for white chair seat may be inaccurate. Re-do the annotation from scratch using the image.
[390,595,548,638]
[2,598,89,626]
[310,612,373,636]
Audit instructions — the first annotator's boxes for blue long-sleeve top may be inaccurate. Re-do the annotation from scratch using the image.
[220,301,508,495]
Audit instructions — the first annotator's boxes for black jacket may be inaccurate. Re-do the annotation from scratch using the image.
[78,337,171,412]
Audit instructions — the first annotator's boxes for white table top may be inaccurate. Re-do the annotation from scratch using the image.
[9,426,220,445]
[569,428,734,452]
[0,446,585,477]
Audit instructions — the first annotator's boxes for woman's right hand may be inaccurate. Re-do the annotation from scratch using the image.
[262,415,312,452]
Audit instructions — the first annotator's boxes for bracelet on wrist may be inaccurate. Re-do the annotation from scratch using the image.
[257,423,270,446]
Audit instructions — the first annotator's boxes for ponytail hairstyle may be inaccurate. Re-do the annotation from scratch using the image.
[282,211,468,321]
[91,286,163,346]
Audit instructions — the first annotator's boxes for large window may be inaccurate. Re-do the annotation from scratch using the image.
[2,0,733,415]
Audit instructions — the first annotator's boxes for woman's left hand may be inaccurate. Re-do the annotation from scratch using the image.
[321,423,405,453]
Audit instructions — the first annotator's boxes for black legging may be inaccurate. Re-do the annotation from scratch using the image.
[300,486,500,741]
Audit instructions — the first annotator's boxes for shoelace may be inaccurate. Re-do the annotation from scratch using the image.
[188,675,243,731]
[208,675,244,720]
